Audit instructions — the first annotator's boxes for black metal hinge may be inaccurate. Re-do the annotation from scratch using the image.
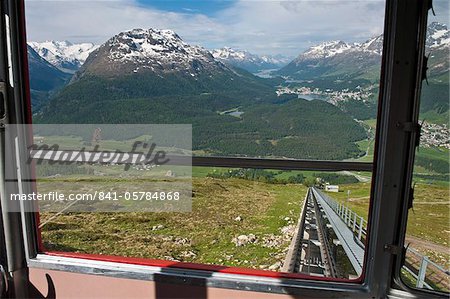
[396,121,422,148]
[384,244,402,255]
[408,184,416,211]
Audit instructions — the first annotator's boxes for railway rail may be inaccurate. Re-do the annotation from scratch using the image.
[283,187,449,292]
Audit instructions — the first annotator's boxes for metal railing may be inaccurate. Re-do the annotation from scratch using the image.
[317,188,449,292]
[403,247,450,292]
[314,189,368,245]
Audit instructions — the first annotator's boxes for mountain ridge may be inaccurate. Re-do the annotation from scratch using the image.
[28,40,97,74]
[212,47,291,73]
[279,22,449,81]
[27,45,71,109]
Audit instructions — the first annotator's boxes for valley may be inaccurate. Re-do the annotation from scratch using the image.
[27,22,449,163]
[30,28,368,161]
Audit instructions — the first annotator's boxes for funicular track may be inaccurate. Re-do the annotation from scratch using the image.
[283,188,450,292]
[283,187,365,278]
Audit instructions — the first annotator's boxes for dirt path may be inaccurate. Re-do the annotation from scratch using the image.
[413,201,450,205]
[340,170,371,183]
[406,235,449,255]
[349,196,370,201]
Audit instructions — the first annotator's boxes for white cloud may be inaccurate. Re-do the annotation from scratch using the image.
[24,0,392,56]
[25,1,222,44]
[212,0,386,55]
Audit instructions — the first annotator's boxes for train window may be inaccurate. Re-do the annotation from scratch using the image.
[0,0,444,297]
[400,1,450,294]
[22,0,387,281]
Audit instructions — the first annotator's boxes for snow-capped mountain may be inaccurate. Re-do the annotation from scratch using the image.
[260,54,292,66]
[212,47,261,63]
[28,40,98,73]
[298,37,383,61]
[279,22,449,81]
[297,21,448,62]
[425,22,450,78]
[76,28,236,79]
[38,28,275,124]
[27,45,70,89]
[27,45,71,109]
[359,35,383,55]
[278,37,382,80]
[212,47,290,72]
[301,41,353,59]
[60,27,273,104]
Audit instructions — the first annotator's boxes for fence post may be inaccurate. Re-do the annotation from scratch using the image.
[358,216,364,240]
[353,213,357,232]
[344,206,347,223]
[417,256,429,288]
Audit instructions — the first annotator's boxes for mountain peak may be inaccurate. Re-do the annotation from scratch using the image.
[76,28,230,78]
[360,34,383,55]
[102,28,212,62]
[427,22,449,48]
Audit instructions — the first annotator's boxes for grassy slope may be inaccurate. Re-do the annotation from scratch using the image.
[415,147,449,167]
[421,109,449,126]
[39,178,306,270]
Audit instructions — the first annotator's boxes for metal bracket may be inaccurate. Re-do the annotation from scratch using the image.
[396,121,421,133]
[384,244,402,255]
[427,0,435,16]
[396,121,422,148]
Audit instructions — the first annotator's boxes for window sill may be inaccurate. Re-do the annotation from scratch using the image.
[28,253,369,297]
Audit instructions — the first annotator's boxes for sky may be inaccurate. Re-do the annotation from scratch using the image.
[24,0,449,56]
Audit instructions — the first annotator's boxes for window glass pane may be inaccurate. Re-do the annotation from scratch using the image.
[39,167,371,279]
[25,0,384,162]
[24,0,384,281]
[401,1,450,293]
